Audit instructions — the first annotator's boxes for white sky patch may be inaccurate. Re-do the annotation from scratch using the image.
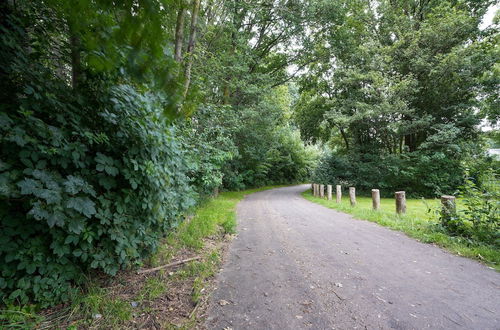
[480,3,499,29]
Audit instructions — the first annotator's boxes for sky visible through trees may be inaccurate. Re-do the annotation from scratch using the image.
[0,0,498,310]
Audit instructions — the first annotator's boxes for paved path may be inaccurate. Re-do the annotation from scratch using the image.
[206,185,499,329]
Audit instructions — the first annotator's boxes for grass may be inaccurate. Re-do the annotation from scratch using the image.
[70,287,133,329]
[302,191,500,270]
[137,276,168,302]
[0,185,286,329]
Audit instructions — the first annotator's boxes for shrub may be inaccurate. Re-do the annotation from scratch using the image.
[312,151,465,197]
[0,84,196,307]
[440,170,499,246]
[0,5,195,307]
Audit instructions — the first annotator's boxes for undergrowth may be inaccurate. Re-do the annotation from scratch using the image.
[0,185,285,329]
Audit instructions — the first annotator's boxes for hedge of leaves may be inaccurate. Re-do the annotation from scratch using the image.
[0,4,195,307]
[0,84,196,306]
[0,0,318,307]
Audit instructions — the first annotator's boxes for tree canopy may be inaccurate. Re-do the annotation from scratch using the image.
[0,0,498,307]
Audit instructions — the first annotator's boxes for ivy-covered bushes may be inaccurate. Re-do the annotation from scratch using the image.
[0,2,195,307]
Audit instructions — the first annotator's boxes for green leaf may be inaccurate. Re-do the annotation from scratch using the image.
[67,197,96,218]
[68,218,84,234]
[26,264,37,275]
[47,211,65,227]
[17,178,41,195]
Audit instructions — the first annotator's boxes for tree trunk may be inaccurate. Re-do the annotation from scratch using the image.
[339,127,350,151]
[183,0,200,97]
[174,4,186,62]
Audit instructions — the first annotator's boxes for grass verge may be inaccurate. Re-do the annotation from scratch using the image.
[1,185,285,329]
[302,191,499,271]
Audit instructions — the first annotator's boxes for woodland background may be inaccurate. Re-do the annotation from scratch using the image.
[0,0,498,307]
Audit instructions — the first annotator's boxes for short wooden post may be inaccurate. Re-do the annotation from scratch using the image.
[336,185,342,203]
[372,189,380,210]
[441,195,456,216]
[320,184,325,198]
[327,185,332,201]
[395,191,406,214]
[349,187,356,206]
[313,184,317,197]
[311,183,314,195]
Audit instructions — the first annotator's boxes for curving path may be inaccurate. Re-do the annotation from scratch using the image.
[205,185,499,329]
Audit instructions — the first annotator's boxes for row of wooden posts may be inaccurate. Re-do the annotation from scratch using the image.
[311,183,456,215]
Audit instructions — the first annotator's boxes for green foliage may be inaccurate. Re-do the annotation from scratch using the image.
[1,0,315,310]
[440,170,500,246]
[312,150,465,197]
[0,1,195,307]
[179,105,238,196]
[185,0,317,191]
[298,0,498,197]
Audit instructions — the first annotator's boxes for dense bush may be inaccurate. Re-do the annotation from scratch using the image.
[312,151,465,197]
[179,105,238,196]
[0,83,196,306]
[0,3,195,307]
[440,171,499,247]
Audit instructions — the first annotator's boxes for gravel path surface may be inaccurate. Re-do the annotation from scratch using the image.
[205,185,499,329]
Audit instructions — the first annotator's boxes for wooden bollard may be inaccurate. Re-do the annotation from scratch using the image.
[320,184,325,198]
[395,191,406,214]
[441,195,456,216]
[313,184,318,197]
[327,185,332,201]
[349,187,356,206]
[372,189,380,210]
[336,185,342,203]
[311,183,314,195]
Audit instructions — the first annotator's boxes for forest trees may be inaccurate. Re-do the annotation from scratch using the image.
[176,0,319,191]
[0,0,316,307]
[295,0,499,196]
[1,0,497,309]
